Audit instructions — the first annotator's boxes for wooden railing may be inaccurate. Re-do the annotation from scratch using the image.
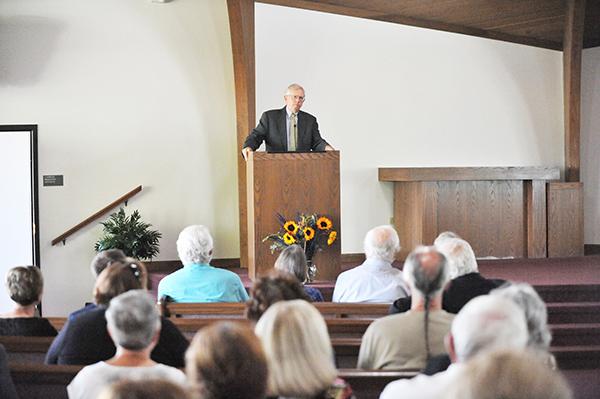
[51,185,142,245]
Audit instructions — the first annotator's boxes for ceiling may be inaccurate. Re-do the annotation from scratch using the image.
[258,0,600,50]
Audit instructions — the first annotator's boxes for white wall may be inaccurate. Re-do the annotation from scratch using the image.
[0,1,573,315]
[582,47,600,244]
[0,0,238,316]
[255,4,565,253]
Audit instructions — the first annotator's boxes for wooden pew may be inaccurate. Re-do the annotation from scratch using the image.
[159,301,390,319]
[0,336,54,363]
[7,362,415,399]
[9,363,82,399]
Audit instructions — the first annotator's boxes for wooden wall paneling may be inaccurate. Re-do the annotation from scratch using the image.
[526,180,548,258]
[435,181,525,258]
[394,182,425,260]
[547,182,584,257]
[563,0,586,182]
[227,0,256,268]
[421,182,439,248]
[379,167,559,182]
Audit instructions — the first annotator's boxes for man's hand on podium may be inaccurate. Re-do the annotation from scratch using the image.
[325,145,335,151]
[242,147,253,161]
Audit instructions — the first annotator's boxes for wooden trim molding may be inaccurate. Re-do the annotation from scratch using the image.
[379,167,560,182]
[563,0,586,182]
[227,0,256,268]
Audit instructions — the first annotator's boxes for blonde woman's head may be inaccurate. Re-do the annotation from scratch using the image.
[254,299,337,397]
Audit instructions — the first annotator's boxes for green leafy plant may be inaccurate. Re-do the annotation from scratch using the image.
[94,208,161,260]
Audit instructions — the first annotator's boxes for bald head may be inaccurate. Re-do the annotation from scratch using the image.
[402,246,449,299]
[364,225,401,263]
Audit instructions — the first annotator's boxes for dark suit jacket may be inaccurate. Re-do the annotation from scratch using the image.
[389,273,503,314]
[243,107,329,152]
[44,307,189,367]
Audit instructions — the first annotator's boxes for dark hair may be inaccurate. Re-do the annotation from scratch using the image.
[245,271,309,322]
[405,248,448,360]
[6,266,44,306]
[186,321,267,399]
[91,249,127,277]
[93,260,148,305]
[99,379,188,399]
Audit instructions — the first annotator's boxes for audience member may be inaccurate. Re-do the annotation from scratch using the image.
[333,225,408,303]
[358,246,453,370]
[68,290,186,399]
[446,350,572,399]
[158,225,248,302]
[390,235,501,314]
[91,249,128,277]
[491,282,556,368]
[45,261,188,367]
[0,344,18,399]
[274,245,324,301]
[380,295,528,399]
[255,300,354,399]
[0,266,57,336]
[186,321,267,399]
[98,379,189,399]
[245,271,309,322]
[69,250,129,321]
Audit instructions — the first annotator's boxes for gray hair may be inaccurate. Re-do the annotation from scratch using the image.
[491,282,552,350]
[402,246,449,298]
[90,249,127,277]
[435,238,478,279]
[433,231,461,246]
[451,295,528,362]
[177,225,214,265]
[364,225,401,263]
[6,266,43,306]
[105,289,161,350]
[284,83,304,95]
[274,245,307,283]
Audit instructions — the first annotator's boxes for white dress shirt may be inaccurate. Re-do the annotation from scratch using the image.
[332,258,408,303]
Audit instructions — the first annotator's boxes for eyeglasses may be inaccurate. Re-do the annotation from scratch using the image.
[285,95,305,101]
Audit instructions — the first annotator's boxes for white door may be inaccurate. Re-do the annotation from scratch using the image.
[0,126,38,313]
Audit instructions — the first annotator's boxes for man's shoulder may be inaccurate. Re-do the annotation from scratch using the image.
[262,108,285,118]
[381,366,461,399]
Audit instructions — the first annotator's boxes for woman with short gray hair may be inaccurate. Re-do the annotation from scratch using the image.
[0,266,57,336]
[274,245,324,301]
[68,290,186,399]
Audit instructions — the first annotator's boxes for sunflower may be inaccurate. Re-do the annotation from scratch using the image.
[283,233,296,245]
[303,227,315,241]
[327,231,337,245]
[317,216,332,230]
[283,221,299,235]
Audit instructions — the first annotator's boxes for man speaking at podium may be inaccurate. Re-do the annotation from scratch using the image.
[241,83,334,160]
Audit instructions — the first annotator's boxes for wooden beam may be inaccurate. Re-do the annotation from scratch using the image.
[227,0,256,268]
[563,0,586,182]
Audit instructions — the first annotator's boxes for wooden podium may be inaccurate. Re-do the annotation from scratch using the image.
[246,151,341,280]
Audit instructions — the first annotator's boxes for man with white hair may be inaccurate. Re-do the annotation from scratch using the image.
[157,225,248,302]
[380,294,528,399]
[241,83,333,159]
[332,225,408,303]
[358,246,453,370]
[390,234,501,314]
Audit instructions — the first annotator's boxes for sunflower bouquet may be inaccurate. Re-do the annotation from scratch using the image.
[263,213,338,261]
